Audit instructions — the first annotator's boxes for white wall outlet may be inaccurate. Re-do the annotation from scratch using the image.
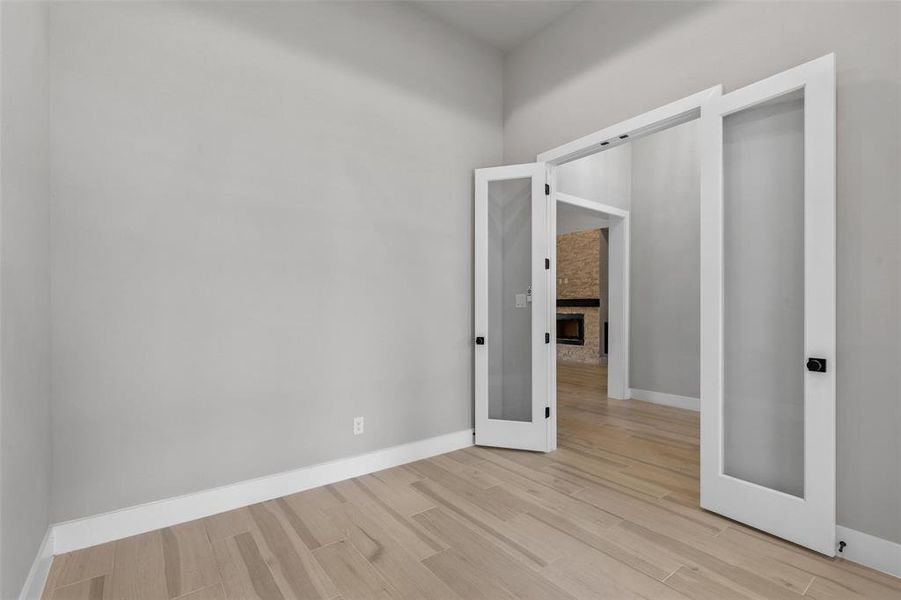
[353,416,364,435]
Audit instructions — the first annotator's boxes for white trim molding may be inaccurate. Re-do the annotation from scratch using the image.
[836,526,901,579]
[538,86,722,166]
[630,388,700,412]
[52,429,473,554]
[18,527,54,600]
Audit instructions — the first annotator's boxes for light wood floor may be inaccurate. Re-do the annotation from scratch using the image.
[43,362,900,600]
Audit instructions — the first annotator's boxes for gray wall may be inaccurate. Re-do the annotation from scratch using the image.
[49,1,503,522]
[504,0,901,545]
[0,1,52,597]
[557,143,631,211]
[629,120,700,399]
[556,202,609,236]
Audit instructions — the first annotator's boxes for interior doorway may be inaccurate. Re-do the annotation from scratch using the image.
[551,119,704,538]
[554,197,617,400]
[475,54,836,555]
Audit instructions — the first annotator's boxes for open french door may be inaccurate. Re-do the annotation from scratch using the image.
[700,55,836,554]
[474,163,551,451]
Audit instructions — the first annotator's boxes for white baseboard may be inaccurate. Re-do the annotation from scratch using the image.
[836,525,901,579]
[629,388,700,412]
[53,428,473,554]
[18,527,54,600]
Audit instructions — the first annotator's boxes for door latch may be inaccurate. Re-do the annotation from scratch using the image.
[806,357,827,373]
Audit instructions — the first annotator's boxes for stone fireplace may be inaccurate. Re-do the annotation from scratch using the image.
[556,313,585,345]
[556,228,607,364]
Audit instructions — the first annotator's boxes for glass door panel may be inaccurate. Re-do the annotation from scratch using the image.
[474,163,548,451]
[722,89,805,497]
[487,178,533,423]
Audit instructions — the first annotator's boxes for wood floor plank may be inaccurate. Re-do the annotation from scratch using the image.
[45,541,116,592]
[833,559,901,593]
[322,502,458,599]
[468,447,588,496]
[574,482,722,542]
[613,520,805,600]
[716,527,901,600]
[663,566,755,600]
[804,575,869,600]
[409,479,557,568]
[355,471,434,516]
[441,449,484,466]
[44,361,898,600]
[543,553,685,600]
[412,507,576,600]
[203,508,253,543]
[421,549,518,600]
[276,491,346,551]
[106,530,169,600]
[46,575,108,600]
[247,501,337,599]
[311,540,400,600]
[519,510,678,582]
[174,583,227,600]
[426,454,504,490]
[405,459,522,522]
[549,446,676,498]
[465,453,621,534]
[211,532,285,600]
[328,480,445,561]
[160,521,220,599]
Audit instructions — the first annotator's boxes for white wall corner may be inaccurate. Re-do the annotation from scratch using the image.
[629,388,700,412]
[52,428,474,554]
[18,527,54,600]
[835,525,901,580]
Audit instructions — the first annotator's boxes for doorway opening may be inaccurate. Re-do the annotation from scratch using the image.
[475,54,836,555]
[551,117,703,507]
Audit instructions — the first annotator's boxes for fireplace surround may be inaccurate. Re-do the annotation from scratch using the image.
[556,313,585,345]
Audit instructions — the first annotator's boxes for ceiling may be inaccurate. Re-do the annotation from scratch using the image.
[415,1,582,52]
[557,202,609,236]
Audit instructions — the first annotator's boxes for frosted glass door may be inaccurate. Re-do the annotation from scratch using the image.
[722,89,806,497]
[475,163,549,451]
[700,55,836,555]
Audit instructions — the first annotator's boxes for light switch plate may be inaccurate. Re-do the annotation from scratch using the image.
[515,293,527,308]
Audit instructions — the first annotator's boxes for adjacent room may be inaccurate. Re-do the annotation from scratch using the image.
[2,2,900,599]
[553,119,702,513]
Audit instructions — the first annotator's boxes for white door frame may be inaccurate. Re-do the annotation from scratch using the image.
[538,86,722,452]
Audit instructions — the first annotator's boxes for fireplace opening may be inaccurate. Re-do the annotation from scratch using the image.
[556,313,585,345]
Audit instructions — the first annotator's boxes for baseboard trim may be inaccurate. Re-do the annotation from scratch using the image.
[18,527,54,600]
[836,525,901,579]
[629,388,700,412]
[52,428,474,554]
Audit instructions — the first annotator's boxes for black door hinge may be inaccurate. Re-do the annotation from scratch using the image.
[545,332,550,344]
[545,183,550,195]
[545,407,550,419]
[545,258,550,270]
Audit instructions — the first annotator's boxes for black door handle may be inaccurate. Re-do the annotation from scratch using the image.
[475,337,485,345]
[806,357,827,373]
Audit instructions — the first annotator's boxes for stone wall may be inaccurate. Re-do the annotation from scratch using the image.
[556,229,606,363]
